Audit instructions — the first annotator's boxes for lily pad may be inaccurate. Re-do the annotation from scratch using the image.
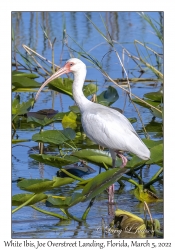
[97,86,119,106]
[12,71,39,79]
[69,105,80,114]
[83,83,98,97]
[133,185,162,202]
[144,91,163,102]
[62,112,78,129]
[145,120,163,133]
[17,179,55,193]
[29,154,79,168]
[12,139,30,144]
[51,177,75,188]
[27,112,68,127]
[82,167,129,201]
[12,193,47,206]
[146,144,163,164]
[12,98,35,119]
[142,139,163,149]
[73,149,123,167]
[32,128,76,145]
[12,75,41,89]
[48,78,73,97]
[46,193,84,208]
[132,98,161,109]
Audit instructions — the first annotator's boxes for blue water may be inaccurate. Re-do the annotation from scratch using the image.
[12,11,163,238]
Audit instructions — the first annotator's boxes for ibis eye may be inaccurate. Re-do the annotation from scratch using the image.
[70,63,73,66]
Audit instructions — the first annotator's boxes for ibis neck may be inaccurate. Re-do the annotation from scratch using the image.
[72,70,91,112]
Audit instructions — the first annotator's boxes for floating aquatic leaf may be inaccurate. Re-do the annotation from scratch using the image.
[32,128,75,145]
[48,78,73,97]
[97,86,119,106]
[29,154,79,168]
[126,156,146,168]
[144,91,163,102]
[12,98,34,119]
[73,149,113,167]
[128,117,137,124]
[12,71,39,79]
[12,75,41,89]
[12,193,47,206]
[151,107,163,119]
[12,139,30,144]
[132,98,161,109]
[133,184,162,202]
[51,177,75,188]
[73,149,123,167]
[27,112,68,127]
[83,83,98,97]
[69,105,80,114]
[142,139,163,148]
[111,209,146,237]
[17,177,75,193]
[146,144,163,164]
[82,167,128,201]
[46,193,84,208]
[12,95,20,114]
[17,179,55,193]
[145,120,163,133]
[62,112,78,129]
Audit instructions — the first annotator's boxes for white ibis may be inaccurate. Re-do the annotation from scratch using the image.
[35,58,150,204]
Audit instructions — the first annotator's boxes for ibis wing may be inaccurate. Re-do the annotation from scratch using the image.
[81,105,150,159]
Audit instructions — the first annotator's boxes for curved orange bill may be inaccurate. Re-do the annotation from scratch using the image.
[35,66,68,101]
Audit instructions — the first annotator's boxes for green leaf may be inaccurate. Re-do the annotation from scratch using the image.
[46,193,84,208]
[73,149,122,167]
[12,139,30,144]
[146,144,163,164]
[27,112,68,127]
[32,128,75,145]
[97,86,119,106]
[12,71,39,79]
[48,78,73,97]
[62,112,78,129]
[133,185,162,202]
[82,167,128,201]
[12,95,20,114]
[12,98,34,118]
[69,105,80,114]
[144,91,163,102]
[83,83,98,97]
[29,154,79,168]
[73,149,112,167]
[126,156,146,168]
[17,179,55,193]
[145,120,163,133]
[12,193,47,206]
[132,98,161,109]
[52,176,75,188]
[142,139,163,149]
[12,75,41,88]
[128,117,137,124]
[151,107,163,119]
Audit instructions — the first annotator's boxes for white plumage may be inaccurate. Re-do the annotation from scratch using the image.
[35,58,150,203]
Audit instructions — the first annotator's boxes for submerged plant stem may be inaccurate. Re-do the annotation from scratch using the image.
[82,197,96,220]
[65,209,82,222]
[30,205,68,220]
